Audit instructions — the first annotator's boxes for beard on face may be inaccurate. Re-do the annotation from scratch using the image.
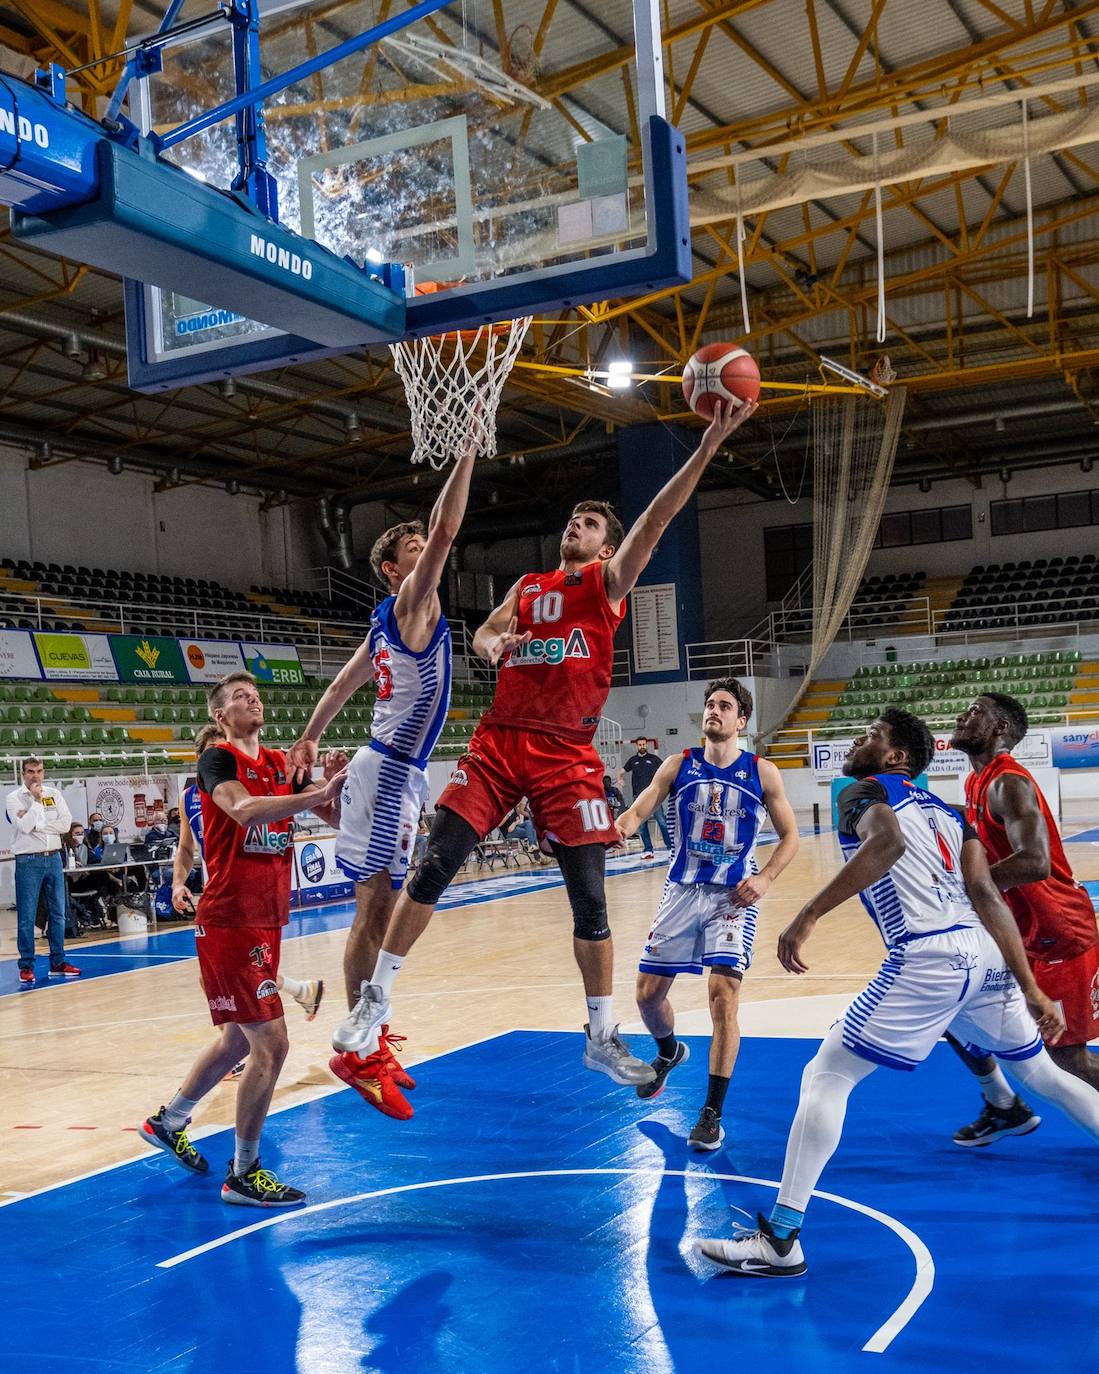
[950,728,984,756]
[842,747,876,779]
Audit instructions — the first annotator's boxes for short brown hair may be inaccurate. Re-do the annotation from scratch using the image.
[207,671,256,717]
[194,722,225,754]
[571,500,624,555]
[370,520,425,586]
[22,755,43,774]
[704,676,753,721]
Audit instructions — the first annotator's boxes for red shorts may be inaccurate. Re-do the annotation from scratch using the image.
[438,724,620,848]
[1031,942,1099,1046]
[195,923,284,1026]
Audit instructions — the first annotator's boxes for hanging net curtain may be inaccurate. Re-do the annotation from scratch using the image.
[756,384,908,749]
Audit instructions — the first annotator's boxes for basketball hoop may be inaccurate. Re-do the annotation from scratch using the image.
[389,307,532,469]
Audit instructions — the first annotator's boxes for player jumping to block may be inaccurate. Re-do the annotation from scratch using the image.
[697,708,1099,1278]
[289,429,479,1119]
[619,677,798,1148]
[333,398,759,1090]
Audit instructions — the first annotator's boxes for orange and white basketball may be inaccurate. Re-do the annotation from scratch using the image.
[682,344,761,418]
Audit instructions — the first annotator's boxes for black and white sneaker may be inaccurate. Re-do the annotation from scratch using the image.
[688,1105,725,1151]
[221,1159,306,1208]
[140,1110,209,1174]
[696,1214,807,1278]
[636,1041,690,1100]
[953,1095,1041,1147]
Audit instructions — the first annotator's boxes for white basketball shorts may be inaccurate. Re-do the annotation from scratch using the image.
[334,745,429,890]
[638,881,757,977]
[842,924,1043,1071]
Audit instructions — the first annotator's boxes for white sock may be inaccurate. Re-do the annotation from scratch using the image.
[161,1091,200,1131]
[279,974,305,999]
[233,1137,260,1176]
[977,1064,1016,1109]
[586,996,614,1040]
[1012,1050,1099,1142]
[371,950,405,998]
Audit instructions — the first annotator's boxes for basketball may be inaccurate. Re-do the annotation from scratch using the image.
[682,344,761,418]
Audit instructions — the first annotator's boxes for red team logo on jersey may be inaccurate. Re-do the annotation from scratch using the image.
[373,644,394,701]
[249,941,272,970]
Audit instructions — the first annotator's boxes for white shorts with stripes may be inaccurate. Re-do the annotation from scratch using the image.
[637,881,756,977]
[334,746,429,890]
[842,925,1043,1071]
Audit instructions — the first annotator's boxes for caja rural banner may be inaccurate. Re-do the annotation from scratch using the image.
[111,634,189,684]
[812,729,1053,780]
[0,631,299,685]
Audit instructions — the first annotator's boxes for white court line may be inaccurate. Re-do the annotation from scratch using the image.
[0,1028,512,1209]
[156,1166,933,1355]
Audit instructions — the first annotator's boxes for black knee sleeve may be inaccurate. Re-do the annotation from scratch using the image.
[406,807,481,906]
[553,842,611,941]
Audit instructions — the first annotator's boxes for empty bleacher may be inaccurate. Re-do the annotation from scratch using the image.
[939,555,1099,633]
[776,569,927,637]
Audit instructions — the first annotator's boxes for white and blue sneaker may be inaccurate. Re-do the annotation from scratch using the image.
[332,981,389,1055]
[696,1214,807,1278]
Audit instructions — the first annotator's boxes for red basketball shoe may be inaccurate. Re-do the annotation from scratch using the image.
[329,1050,413,1120]
[378,1025,416,1091]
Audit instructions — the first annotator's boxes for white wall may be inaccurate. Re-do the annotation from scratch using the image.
[699,462,1099,640]
[0,443,326,591]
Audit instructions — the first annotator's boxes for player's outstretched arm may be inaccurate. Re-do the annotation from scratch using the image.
[171,810,197,914]
[985,774,1052,891]
[288,637,375,781]
[733,758,799,906]
[604,398,757,604]
[777,800,903,973]
[616,754,679,839]
[961,837,1064,1043]
[397,430,481,614]
[472,579,531,666]
[209,774,344,829]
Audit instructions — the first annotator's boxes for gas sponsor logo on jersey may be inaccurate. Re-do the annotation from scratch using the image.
[505,627,591,667]
[243,823,292,856]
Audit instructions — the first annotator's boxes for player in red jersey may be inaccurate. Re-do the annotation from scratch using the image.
[140,671,344,1206]
[335,398,759,1089]
[946,690,1099,1145]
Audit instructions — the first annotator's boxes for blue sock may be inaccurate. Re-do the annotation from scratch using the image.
[768,1203,805,1239]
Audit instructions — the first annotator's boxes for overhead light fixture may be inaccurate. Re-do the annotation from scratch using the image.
[606,360,633,390]
[220,378,237,399]
[994,415,1006,433]
[1082,457,1094,473]
[81,353,107,382]
[168,466,181,484]
[918,477,931,493]
[107,455,123,475]
[63,333,82,361]
[225,478,240,495]
[276,487,287,503]
[345,412,362,443]
[999,466,1011,483]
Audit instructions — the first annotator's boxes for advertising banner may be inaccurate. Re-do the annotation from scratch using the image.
[1051,725,1099,770]
[813,729,1052,780]
[34,631,117,681]
[84,773,171,839]
[0,629,40,679]
[179,638,245,683]
[291,832,353,906]
[111,634,189,684]
[241,642,305,685]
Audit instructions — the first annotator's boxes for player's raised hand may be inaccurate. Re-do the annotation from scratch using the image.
[487,615,531,667]
[777,908,816,974]
[322,749,350,780]
[287,735,319,784]
[1027,987,1066,1044]
[698,396,759,459]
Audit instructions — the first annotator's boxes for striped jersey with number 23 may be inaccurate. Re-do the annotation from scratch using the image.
[667,748,767,886]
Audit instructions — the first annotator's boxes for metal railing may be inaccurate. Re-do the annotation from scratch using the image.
[930,588,1099,639]
[303,564,381,615]
[684,638,778,680]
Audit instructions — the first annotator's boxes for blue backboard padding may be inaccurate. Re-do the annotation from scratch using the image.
[0,77,103,215]
[123,116,691,393]
[13,138,405,347]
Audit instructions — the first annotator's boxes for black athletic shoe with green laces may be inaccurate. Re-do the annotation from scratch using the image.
[222,1159,306,1208]
[140,1110,209,1174]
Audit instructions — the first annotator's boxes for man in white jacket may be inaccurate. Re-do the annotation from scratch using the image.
[6,756,80,986]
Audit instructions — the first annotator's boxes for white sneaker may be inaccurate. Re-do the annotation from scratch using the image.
[696,1216,807,1278]
[582,1024,657,1086]
[332,981,389,1054]
[291,978,324,1021]
[640,851,655,860]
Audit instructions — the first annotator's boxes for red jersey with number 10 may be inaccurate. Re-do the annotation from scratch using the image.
[481,560,625,743]
[965,752,1097,962]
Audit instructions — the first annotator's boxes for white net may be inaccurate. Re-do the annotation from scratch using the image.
[389,316,533,468]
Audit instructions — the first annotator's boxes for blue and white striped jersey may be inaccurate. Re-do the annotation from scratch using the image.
[667,748,766,887]
[368,595,452,770]
[183,782,204,857]
[838,772,981,948]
